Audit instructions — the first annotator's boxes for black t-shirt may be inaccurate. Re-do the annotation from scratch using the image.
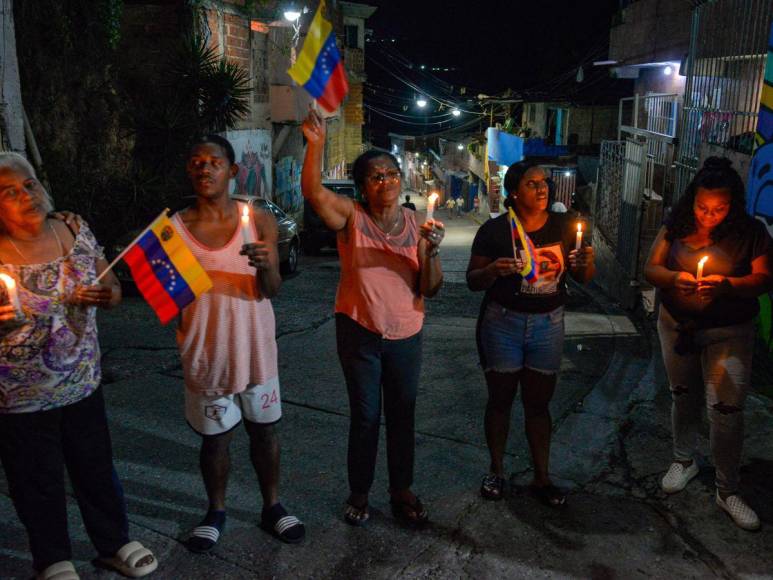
[660,218,772,326]
[470,211,577,313]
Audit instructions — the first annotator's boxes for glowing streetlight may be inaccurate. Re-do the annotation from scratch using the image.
[664,65,673,76]
[457,144,464,150]
[416,98,428,108]
[452,109,461,117]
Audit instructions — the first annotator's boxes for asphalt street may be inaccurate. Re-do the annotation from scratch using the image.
[2,193,773,579]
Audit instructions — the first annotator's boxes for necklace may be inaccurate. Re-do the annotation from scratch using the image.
[6,221,64,262]
[375,211,401,237]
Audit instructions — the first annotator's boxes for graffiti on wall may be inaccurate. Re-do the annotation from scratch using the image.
[225,129,271,198]
[274,155,302,214]
[747,22,773,346]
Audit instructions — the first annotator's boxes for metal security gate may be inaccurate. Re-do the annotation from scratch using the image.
[619,138,646,276]
[597,140,625,246]
[598,138,651,277]
[674,0,773,198]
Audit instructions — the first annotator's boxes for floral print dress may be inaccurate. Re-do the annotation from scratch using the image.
[0,219,104,413]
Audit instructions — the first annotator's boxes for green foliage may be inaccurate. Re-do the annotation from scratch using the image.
[242,0,272,16]
[169,35,252,134]
[128,34,251,205]
[13,0,130,243]
[14,2,251,245]
[202,59,252,132]
[100,0,124,49]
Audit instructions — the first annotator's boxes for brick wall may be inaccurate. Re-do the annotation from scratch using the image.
[344,125,363,161]
[344,83,363,125]
[326,118,346,169]
[609,0,692,65]
[568,106,618,146]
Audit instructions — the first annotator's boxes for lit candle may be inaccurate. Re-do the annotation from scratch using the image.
[696,255,708,280]
[0,273,22,318]
[575,222,583,251]
[426,192,439,223]
[241,205,253,245]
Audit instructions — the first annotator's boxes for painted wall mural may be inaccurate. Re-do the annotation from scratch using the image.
[747,22,773,347]
[225,129,272,198]
[274,155,302,214]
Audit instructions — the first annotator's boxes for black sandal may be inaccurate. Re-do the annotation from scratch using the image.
[529,484,567,507]
[390,495,429,526]
[260,503,305,544]
[480,474,506,500]
[343,501,370,526]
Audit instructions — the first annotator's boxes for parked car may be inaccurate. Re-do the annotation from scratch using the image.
[110,194,300,294]
[243,195,300,274]
[301,179,359,254]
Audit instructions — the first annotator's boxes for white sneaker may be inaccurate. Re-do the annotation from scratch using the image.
[716,492,760,531]
[661,461,699,494]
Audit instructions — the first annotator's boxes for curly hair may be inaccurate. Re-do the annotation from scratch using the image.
[190,134,236,165]
[665,156,752,242]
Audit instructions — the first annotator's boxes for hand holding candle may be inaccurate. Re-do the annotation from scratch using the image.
[426,192,439,223]
[0,273,23,321]
[575,222,583,251]
[241,205,253,245]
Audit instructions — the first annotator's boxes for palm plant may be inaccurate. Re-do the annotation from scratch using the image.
[169,34,251,134]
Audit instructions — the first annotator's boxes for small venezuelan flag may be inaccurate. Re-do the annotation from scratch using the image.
[123,211,212,324]
[287,0,349,112]
[508,207,539,283]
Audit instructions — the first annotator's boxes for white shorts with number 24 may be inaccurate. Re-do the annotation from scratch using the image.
[185,377,282,435]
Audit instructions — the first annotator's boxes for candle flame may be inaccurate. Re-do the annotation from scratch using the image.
[0,273,16,290]
[577,222,582,232]
[698,255,709,267]
[428,192,439,204]
[242,205,250,219]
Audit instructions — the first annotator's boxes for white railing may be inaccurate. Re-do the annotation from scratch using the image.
[618,93,680,141]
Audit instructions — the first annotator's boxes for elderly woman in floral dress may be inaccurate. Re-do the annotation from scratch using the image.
[0,152,158,580]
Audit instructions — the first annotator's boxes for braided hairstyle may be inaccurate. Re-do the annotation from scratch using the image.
[666,156,751,242]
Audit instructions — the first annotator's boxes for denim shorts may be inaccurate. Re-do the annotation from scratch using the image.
[479,302,565,374]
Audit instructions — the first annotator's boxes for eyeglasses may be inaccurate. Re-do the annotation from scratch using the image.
[524,180,549,191]
[366,170,401,185]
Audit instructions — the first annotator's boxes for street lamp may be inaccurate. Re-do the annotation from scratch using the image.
[457,144,464,150]
[283,2,302,21]
[451,109,461,117]
[664,65,673,76]
[416,98,427,108]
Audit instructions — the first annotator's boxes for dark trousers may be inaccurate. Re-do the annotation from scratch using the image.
[0,388,129,572]
[335,314,422,495]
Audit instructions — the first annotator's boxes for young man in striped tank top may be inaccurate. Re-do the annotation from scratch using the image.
[175,135,304,550]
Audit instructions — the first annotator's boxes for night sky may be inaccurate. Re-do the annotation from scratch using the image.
[358,0,622,137]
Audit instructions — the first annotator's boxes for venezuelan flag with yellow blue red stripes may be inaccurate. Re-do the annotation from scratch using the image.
[124,211,212,324]
[287,0,349,112]
[508,207,539,283]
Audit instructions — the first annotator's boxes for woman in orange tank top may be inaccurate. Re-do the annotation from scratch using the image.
[302,110,444,527]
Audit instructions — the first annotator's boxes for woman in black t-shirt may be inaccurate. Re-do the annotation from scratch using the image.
[644,157,772,531]
[467,161,595,506]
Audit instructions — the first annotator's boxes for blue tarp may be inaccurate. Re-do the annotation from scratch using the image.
[523,138,568,158]
[486,127,524,166]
